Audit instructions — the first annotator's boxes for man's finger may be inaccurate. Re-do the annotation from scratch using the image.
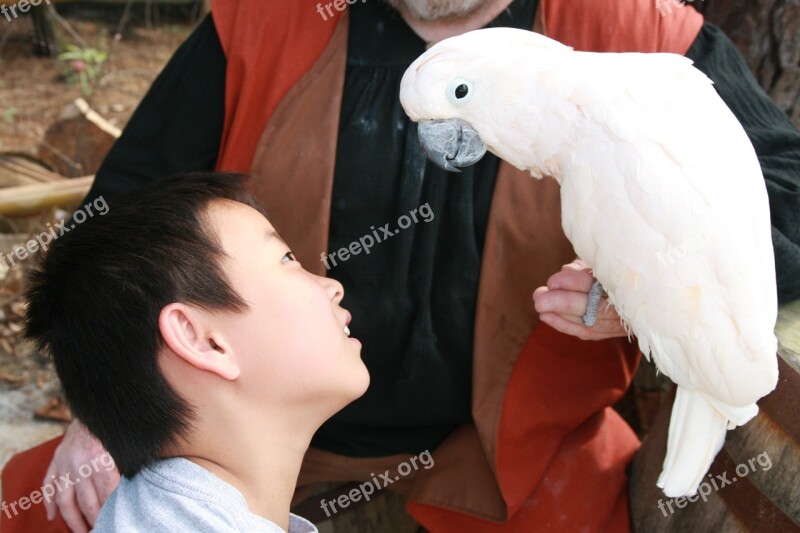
[55,483,89,533]
[538,312,612,341]
[547,267,595,292]
[75,479,102,526]
[562,258,590,272]
[535,289,617,319]
[94,468,121,505]
[42,459,59,520]
[547,310,624,330]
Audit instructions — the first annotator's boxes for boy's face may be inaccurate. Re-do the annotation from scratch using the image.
[206,200,369,415]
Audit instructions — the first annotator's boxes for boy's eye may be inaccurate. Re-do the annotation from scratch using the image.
[282,251,297,263]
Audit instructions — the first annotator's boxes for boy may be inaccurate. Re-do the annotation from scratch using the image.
[24,172,370,532]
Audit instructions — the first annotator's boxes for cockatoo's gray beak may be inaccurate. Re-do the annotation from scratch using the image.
[417,119,488,173]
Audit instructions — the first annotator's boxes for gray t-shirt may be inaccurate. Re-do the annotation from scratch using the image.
[93,457,318,532]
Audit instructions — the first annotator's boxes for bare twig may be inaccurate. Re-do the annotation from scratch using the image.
[44,4,89,49]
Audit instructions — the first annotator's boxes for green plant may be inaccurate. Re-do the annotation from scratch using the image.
[2,107,17,124]
[58,45,108,97]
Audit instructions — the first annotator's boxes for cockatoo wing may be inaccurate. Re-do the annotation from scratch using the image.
[559,52,778,410]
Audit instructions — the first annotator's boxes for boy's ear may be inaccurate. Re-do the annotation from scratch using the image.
[158,303,240,381]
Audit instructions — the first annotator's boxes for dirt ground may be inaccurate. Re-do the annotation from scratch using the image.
[0,11,195,154]
[0,6,197,485]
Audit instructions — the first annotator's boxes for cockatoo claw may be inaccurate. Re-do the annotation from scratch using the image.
[418,119,488,173]
[583,280,605,327]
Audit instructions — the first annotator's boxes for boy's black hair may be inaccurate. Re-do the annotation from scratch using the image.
[25,172,261,477]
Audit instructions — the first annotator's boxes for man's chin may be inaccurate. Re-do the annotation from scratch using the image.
[384,0,485,22]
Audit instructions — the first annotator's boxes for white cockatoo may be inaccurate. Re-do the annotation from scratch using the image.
[399,28,779,497]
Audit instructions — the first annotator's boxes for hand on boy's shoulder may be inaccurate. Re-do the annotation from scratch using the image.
[45,425,318,533]
[44,420,120,533]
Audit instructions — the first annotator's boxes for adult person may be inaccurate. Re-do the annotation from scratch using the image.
[4,0,799,531]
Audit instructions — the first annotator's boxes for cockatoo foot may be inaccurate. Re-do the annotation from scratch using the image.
[583,280,604,327]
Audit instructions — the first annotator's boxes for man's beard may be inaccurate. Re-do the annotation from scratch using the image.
[384,0,485,21]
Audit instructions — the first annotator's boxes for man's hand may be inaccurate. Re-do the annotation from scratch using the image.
[533,260,628,341]
[43,420,120,533]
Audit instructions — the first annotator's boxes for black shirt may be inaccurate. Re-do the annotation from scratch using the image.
[85,2,800,457]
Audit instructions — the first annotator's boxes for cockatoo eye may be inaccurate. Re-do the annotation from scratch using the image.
[446,79,472,107]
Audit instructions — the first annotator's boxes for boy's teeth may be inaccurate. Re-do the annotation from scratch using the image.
[344,325,351,337]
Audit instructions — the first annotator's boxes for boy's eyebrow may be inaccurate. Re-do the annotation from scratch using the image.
[264,230,286,246]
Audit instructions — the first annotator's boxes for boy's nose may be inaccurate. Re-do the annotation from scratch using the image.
[317,275,344,304]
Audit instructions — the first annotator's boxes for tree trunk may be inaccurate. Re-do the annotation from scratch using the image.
[697,0,800,127]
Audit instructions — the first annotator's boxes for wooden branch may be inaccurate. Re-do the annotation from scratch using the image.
[0,176,94,216]
[0,155,63,186]
[38,98,121,177]
[73,98,122,139]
